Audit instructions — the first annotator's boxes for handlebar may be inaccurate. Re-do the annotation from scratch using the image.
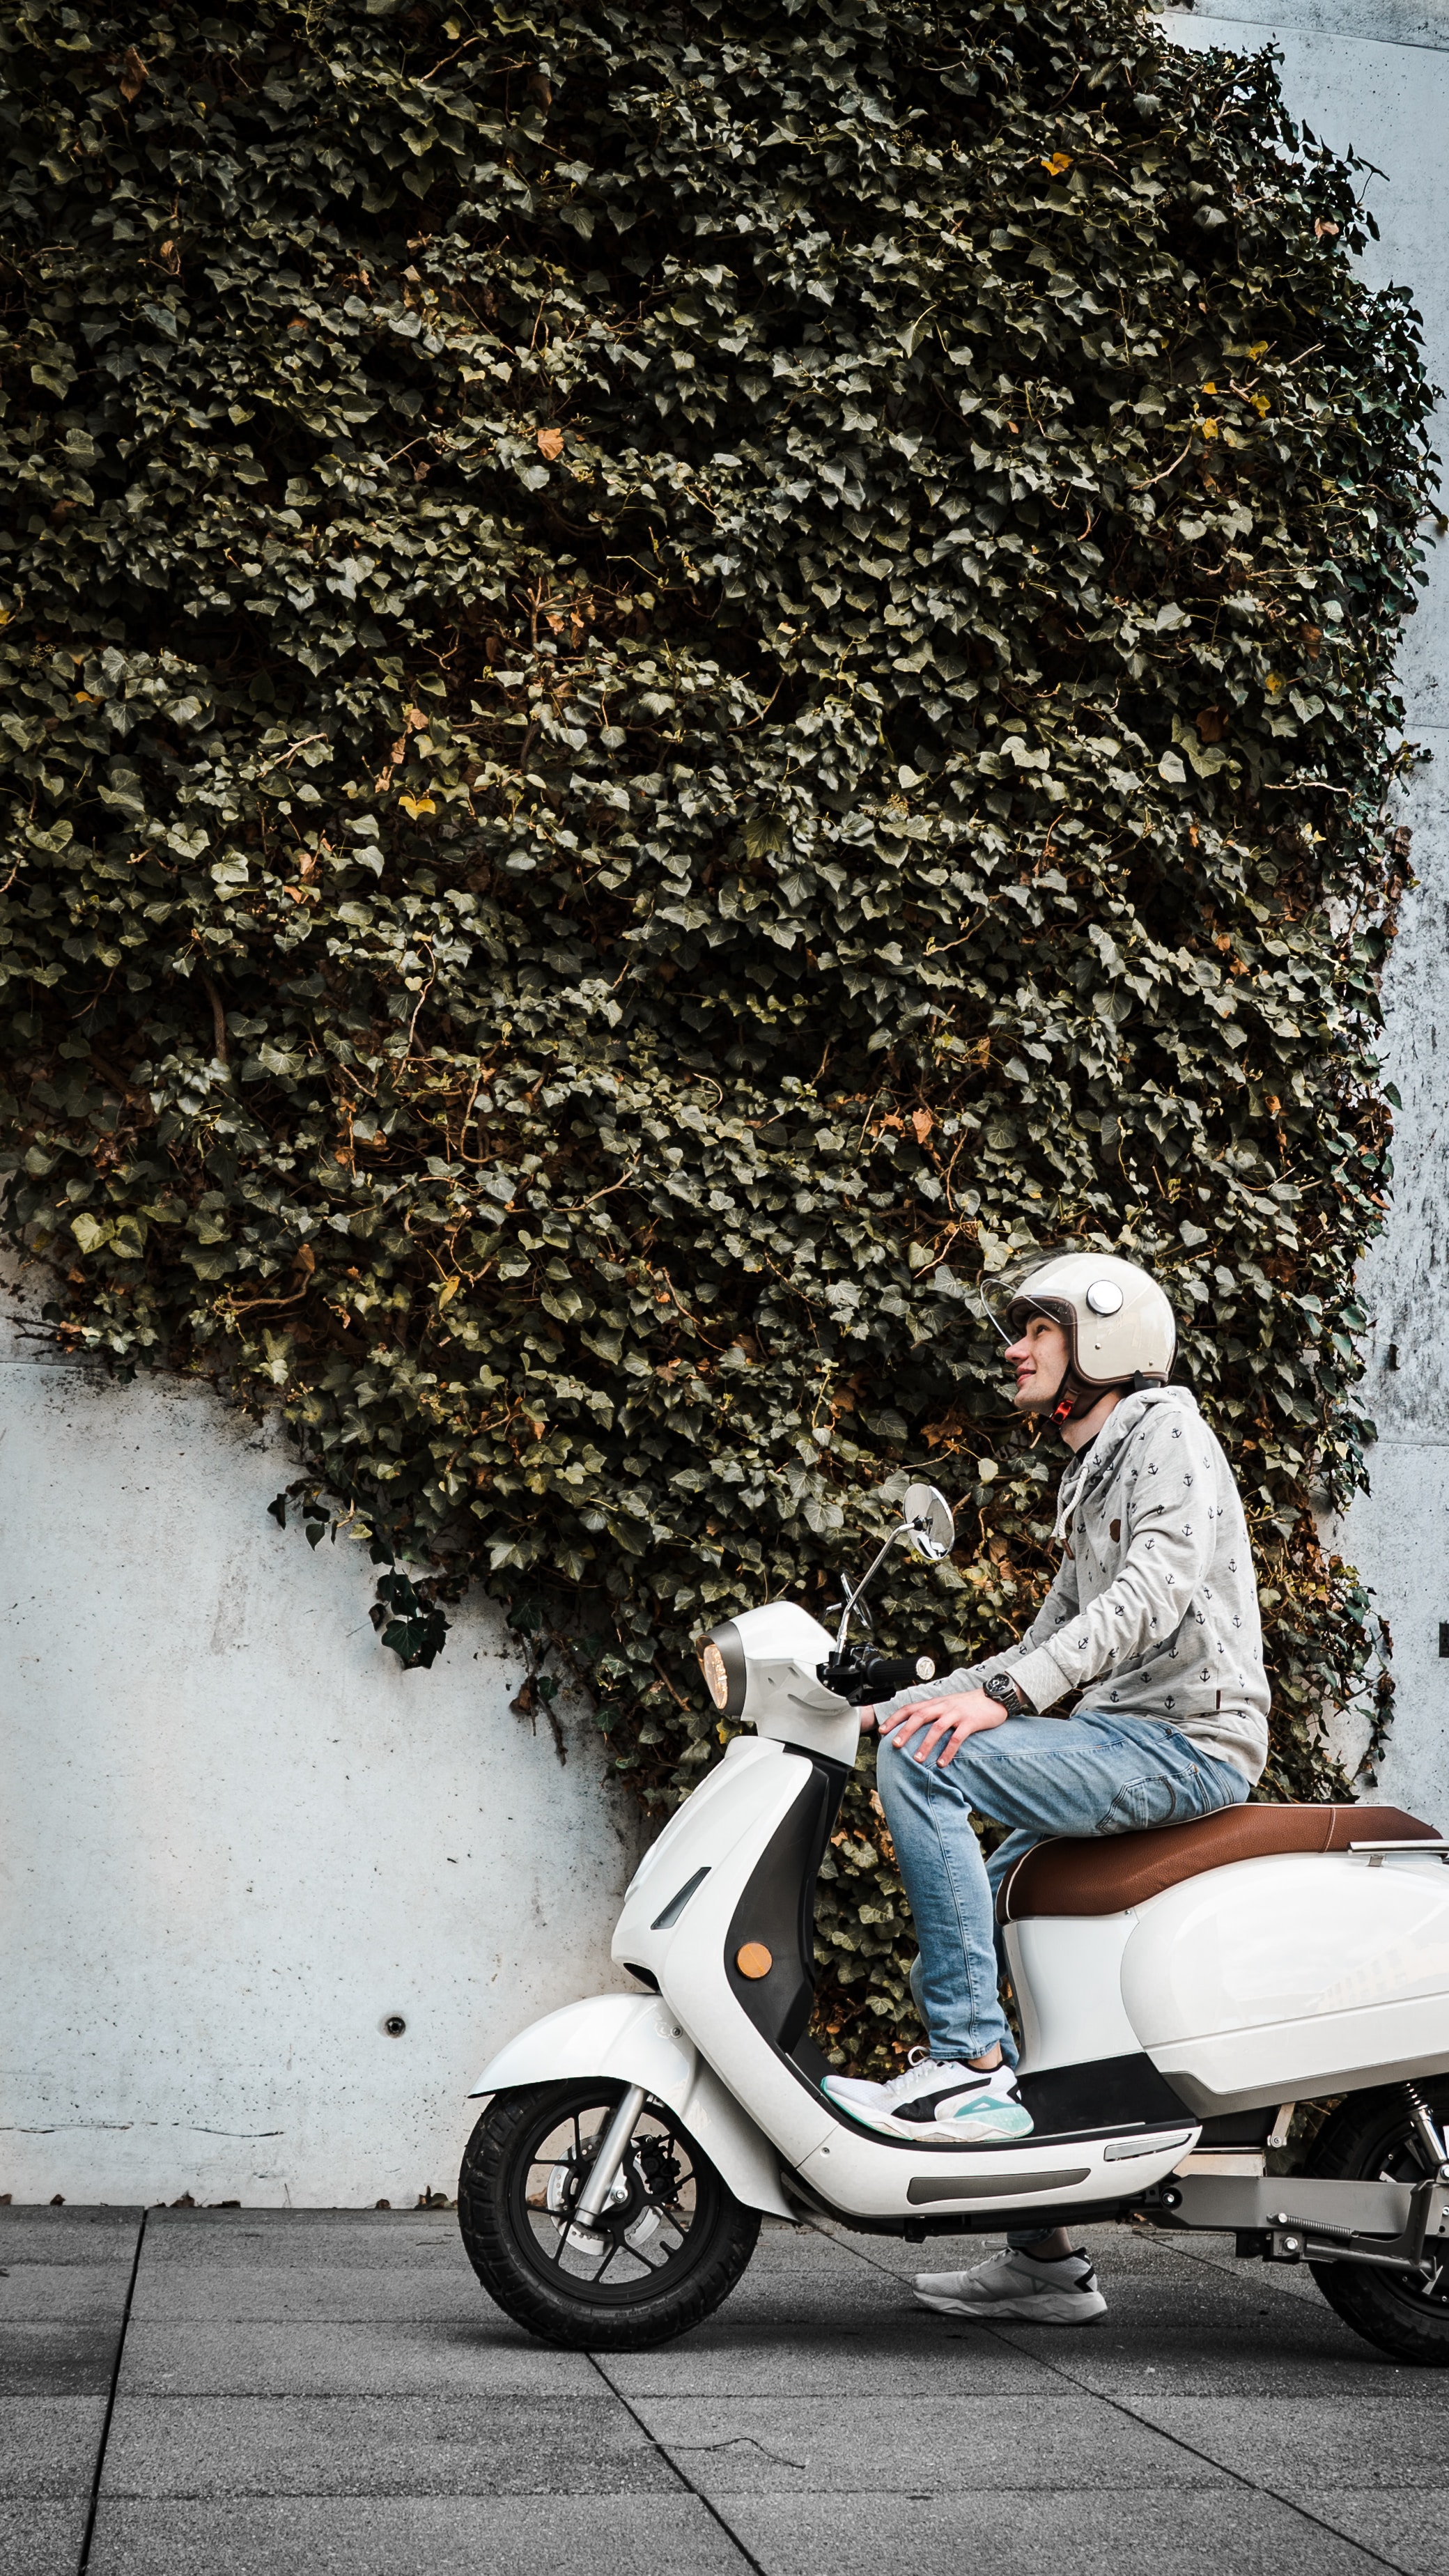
[816,1647,938,1707]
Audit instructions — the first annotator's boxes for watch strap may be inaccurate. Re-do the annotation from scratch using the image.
[984,1670,1032,1716]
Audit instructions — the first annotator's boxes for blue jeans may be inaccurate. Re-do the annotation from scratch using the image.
[878,1707,1249,2070]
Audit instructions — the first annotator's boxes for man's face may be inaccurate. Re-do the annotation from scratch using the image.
[1005,1312,1070,1413]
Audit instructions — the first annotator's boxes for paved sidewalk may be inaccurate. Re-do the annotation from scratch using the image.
[1,2203,1442,2575]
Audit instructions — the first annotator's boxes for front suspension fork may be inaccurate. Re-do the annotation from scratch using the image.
[573,2084,648,2230]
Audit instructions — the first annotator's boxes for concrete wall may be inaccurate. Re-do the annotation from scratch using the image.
[1164,1,1449,1819]
[7,3,1449,2208]
[1,1294,644,2208]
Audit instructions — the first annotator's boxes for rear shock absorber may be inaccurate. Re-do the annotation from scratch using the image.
[1403,2079,1448,2171]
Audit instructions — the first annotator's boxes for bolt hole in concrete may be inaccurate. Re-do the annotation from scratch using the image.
[382,2015,408,2036]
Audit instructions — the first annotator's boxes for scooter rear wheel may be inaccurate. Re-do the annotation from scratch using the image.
[457,2079,761,2350]
[1306,2081,1449,2366]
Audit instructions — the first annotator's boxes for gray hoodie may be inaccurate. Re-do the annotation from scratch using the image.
[879,1386,1269,1783]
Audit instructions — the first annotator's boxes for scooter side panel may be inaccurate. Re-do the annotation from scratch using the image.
[790,2124,1197,2221]
[1121,1850,1449,2112]
[1009,1914,1141,2072]
[612,1742,817,1987]
[465,1990,797,2219]
[659,1762,839,2171]
[620,1736,781,1910]
[679,2057,800,2221]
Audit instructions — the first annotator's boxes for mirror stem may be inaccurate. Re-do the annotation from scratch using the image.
[836,1529,899,1648]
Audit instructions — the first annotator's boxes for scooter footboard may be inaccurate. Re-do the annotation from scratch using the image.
[467,1990,797,2220]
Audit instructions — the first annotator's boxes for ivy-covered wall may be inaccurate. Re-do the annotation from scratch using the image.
[0,0,1435,2073]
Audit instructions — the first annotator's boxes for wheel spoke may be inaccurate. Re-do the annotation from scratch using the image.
[589,2235,623,2285]
[632,2236,669,2271]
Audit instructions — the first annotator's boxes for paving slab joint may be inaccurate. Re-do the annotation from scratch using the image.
[587,2350,773,2573]
[76,2209,146,2574]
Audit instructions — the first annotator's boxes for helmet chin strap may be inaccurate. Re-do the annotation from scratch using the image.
[1041,1370,1124,1432]
[1048,1370,1102,1427]
[1048,1367,1163,1427]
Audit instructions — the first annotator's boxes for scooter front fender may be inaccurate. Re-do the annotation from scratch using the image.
[467,1990,797,2221]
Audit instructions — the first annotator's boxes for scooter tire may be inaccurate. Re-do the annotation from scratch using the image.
[457,2078,762,2350]
[1305,2081,1449,2367]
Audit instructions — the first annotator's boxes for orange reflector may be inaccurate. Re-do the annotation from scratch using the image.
[736,1941,773,1980]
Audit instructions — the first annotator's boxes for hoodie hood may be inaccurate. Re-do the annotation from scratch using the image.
[1053,1382,1201,1540]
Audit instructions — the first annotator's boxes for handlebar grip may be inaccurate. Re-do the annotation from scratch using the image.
[858,1652,938,1698]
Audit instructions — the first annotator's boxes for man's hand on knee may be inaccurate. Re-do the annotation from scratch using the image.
[880,1689,1012,1767]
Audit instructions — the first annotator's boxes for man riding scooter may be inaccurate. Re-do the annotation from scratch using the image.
[823,1251,1269,2325]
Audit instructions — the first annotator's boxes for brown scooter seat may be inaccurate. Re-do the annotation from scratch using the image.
[995,1803,1441,1923]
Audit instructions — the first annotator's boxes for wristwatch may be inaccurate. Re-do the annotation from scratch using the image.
[983,1670,1034,1717]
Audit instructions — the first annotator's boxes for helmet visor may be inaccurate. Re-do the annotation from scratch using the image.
[1004,1291,1076,1340]
[977,1243,1084,1348]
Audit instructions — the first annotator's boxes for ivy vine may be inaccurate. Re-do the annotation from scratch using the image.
[0,0,1434,2071]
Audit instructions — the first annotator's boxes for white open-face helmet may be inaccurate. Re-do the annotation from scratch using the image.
[1005,1251,1175,1416]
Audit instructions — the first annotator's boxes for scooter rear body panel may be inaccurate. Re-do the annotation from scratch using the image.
[1120,1849,1449,2112]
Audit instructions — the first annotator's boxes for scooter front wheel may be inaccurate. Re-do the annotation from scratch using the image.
[457,2079,761,2350]
[1307,2080,1449,2366]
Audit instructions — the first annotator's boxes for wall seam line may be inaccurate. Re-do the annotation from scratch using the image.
[1161,8,1449,59]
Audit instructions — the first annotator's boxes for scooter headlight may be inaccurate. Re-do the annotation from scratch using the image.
[699,1620,745,1718]
[701,1640,730,1711]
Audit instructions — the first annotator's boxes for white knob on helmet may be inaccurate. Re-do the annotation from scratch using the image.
[1005,1252,1175,1392]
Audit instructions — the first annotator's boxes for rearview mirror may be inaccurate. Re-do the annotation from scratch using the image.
[900,1481,954,1561]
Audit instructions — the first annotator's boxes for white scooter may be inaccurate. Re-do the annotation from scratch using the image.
[458,1485,1449,2364]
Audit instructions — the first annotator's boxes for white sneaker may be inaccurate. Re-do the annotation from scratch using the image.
[822,2051,1035,2143]
[915,2245,1106,2323]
